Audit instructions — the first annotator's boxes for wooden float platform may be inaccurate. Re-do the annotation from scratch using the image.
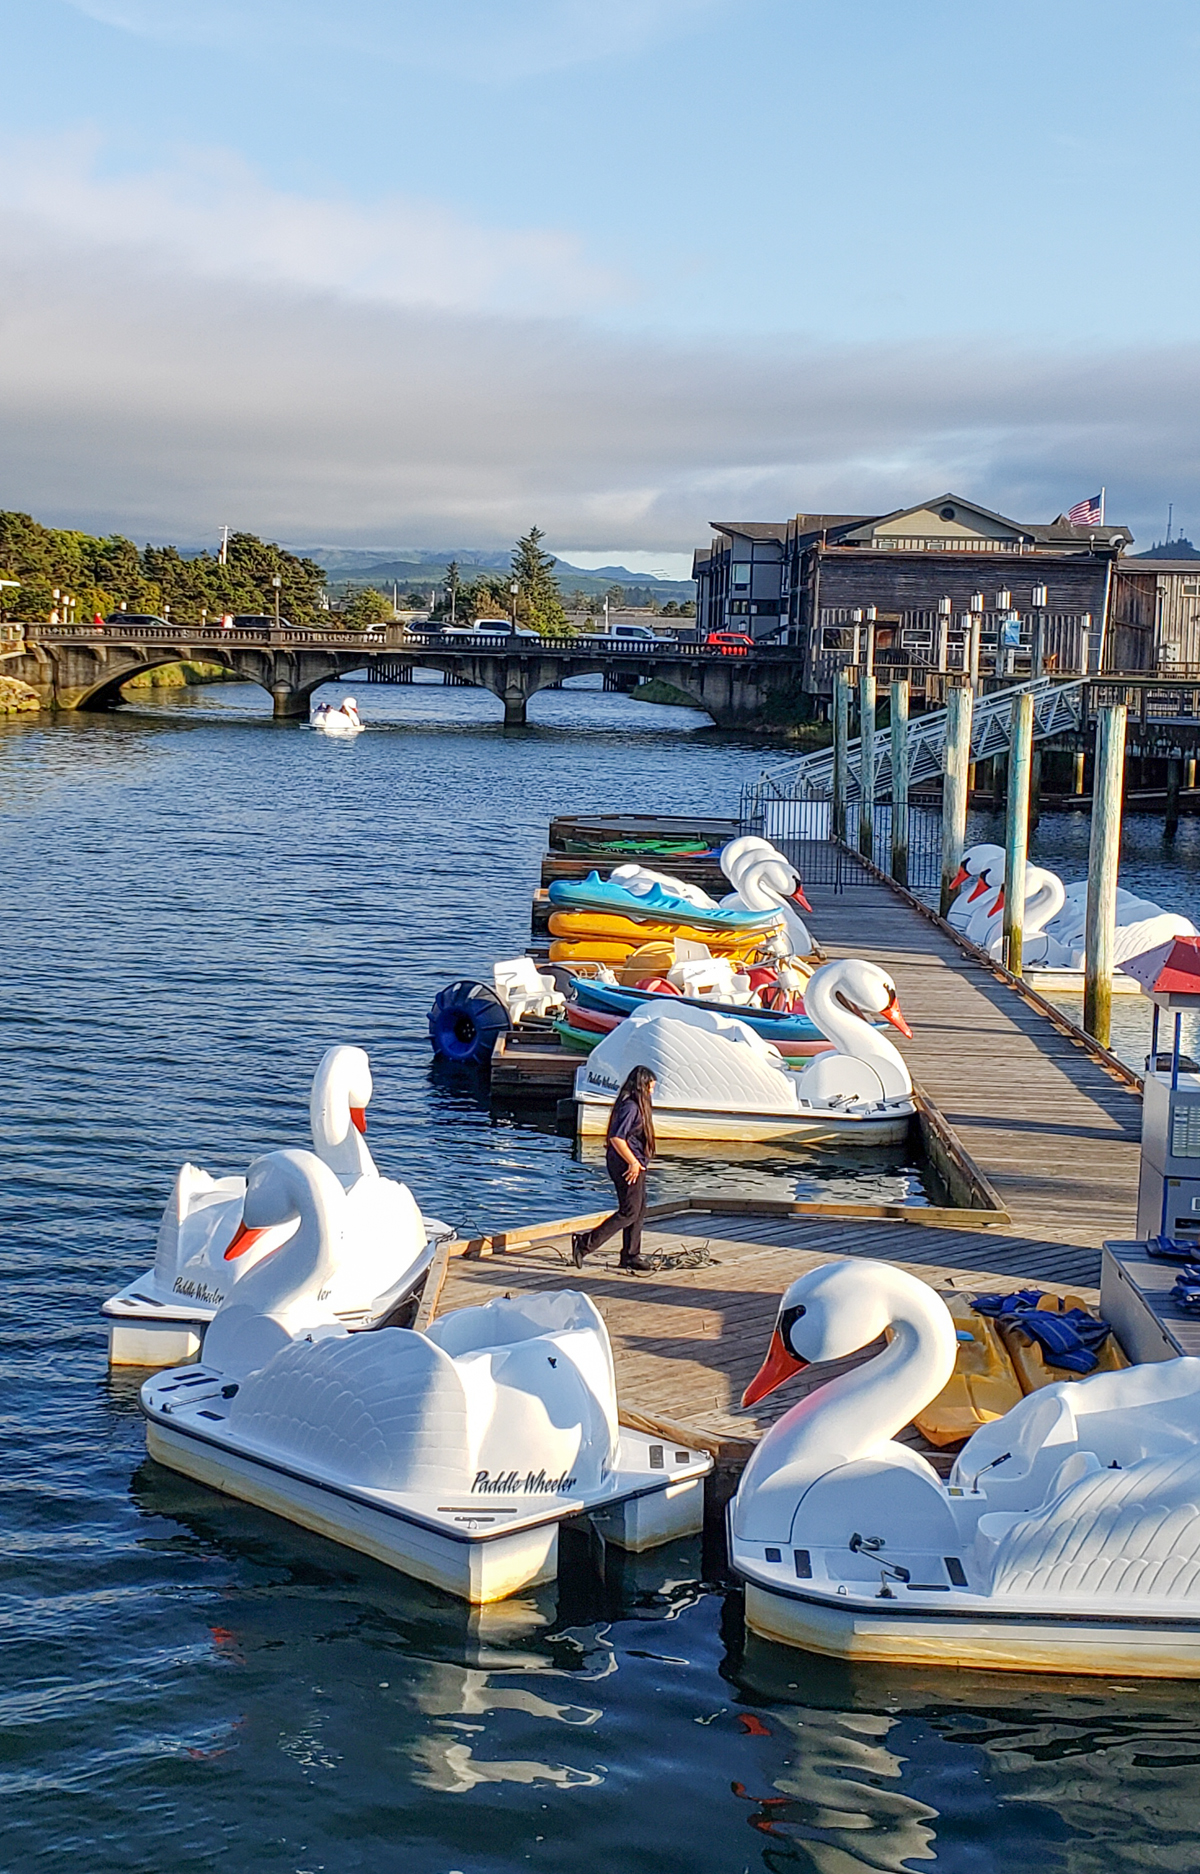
[798,848,1143,1250]
[424,1202,1105,1476]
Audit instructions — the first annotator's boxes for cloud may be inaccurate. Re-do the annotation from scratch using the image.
[0,205,1197,552]
[0,134,621,317]
[65,0,726,80]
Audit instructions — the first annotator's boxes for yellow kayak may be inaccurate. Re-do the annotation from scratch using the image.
[617,941,678,983]
[1000,1292,1129,1394]
[913,1294,1024,1448]
[549,939,647,963]
[547,910,770,957]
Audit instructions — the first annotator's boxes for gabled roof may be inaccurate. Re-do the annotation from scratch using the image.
[788,513,873,542]
[1030,517,1133,547]
[839,494,1033,543]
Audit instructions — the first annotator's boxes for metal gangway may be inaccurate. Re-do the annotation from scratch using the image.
[742,678,1086,829]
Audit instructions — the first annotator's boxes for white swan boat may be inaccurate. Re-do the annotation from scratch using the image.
[142,1149,710,1602]
[311,697,364,736]
[105,1045,452,1366]
[729,1257,1200,1677]
[574,958,915,1144]
[948,843,1197,995]
[719,835,816,957]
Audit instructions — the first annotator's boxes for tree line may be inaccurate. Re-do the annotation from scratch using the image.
[0,511,327,627]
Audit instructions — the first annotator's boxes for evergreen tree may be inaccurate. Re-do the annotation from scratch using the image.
[510,525,572,639]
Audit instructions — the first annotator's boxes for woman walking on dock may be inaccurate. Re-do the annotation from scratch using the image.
[573,1065,656,1274]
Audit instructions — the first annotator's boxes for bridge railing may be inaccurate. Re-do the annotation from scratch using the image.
[24,622,807,661]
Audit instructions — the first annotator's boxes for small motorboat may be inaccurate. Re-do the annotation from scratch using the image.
[142,1149,711,1603]
[569,973,825,1044]
[729,1257,1200,1677]
[311,697,364,736]
[574,959,915,1144]
[104,1045,451,1366]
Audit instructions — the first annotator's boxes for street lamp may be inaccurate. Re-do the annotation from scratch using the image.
[510,580,520,634]
[272,573,282,630]
[1031,583,1048,678]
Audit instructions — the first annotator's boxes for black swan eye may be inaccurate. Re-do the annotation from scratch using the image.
[780,1303,807,1350]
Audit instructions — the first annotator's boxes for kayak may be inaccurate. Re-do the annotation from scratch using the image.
[547,911,773,957]
[568,974,824,1043]
[912,1294,1024,1448]
[547,872,779,934]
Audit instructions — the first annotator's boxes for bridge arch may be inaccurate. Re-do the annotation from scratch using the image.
[78,651,239,711]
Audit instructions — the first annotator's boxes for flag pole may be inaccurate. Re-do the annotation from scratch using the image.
[1100,487,1106,525]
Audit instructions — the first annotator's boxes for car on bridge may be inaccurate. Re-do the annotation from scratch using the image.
[705,629,754,656]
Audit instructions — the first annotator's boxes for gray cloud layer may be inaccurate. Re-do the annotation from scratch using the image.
[1,213,1195,552]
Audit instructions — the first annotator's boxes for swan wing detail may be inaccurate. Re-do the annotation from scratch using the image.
[990,1450,1200,1601]
[228,1328,469,1491]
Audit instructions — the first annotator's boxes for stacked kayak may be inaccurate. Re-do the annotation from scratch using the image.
[914,1287,1129,1448]
[546,872,782,965]
[554,996,831,1061]
[569,973,825,1044]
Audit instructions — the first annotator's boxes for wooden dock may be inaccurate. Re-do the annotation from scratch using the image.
[801,851,1143,1249]
[424,1204,1106,1475]
[438,813,1159,1476]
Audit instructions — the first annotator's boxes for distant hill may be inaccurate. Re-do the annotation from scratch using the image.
[1132,536,1200,560]
[290,545,696,606]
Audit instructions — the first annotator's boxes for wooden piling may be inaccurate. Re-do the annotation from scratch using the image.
[832,670,850,844]
[1083,704,1127,1048]
[1166,756,1181,839]
[1002,691,1034,976]
[858,672,876,861]
[1073,748,1086,796]
[890,679,909,887]
[940,680,973,917]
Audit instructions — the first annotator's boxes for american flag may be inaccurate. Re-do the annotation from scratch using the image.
[1068,493,1103,527]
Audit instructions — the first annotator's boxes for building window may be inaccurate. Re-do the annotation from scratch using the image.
[731,563,751,587]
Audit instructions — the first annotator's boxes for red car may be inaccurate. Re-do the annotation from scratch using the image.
[706,629,754,656]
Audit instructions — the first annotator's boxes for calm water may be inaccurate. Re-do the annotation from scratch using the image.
[4,677,1200,1873]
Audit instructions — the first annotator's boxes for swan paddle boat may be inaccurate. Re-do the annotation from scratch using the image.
[142,1149,711,1602]
[719,836,816,958]
[311,697,364,736]
[574,959,915,1144]
[948,843,1197,993]
[105,1045,452,1367]
[730,1257,1200,1677]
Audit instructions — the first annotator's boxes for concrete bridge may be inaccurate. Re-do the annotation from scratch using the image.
[3,622,807,728]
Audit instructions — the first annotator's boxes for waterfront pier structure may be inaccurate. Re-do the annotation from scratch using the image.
[5,621,807,727]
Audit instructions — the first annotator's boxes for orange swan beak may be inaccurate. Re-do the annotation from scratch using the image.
[349,1106,368,1134]
[224,1221,271,1262]
[742,1326,807,1407]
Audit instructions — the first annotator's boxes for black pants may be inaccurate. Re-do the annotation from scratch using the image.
[585,1149,647,1263]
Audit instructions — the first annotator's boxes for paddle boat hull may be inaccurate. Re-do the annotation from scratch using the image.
[576,1092,912,1146]
[142,1368,710,1603]
[1022,966,1143,997]
[738,1564,1200,1678]
[104,1223,450,1367]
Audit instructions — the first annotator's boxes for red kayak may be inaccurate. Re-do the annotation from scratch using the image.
[559,1000,832,1060]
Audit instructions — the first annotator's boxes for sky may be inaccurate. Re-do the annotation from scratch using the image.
[2,0,1200,566]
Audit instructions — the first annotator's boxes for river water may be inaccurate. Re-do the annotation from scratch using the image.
[3,677,1200,1873]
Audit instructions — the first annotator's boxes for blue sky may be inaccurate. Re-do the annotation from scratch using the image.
[1,0,1198,565]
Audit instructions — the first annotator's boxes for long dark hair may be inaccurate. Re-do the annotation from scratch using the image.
[609,1063,656,1160]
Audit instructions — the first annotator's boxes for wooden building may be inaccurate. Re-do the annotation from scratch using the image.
[1109,557,1200,673]
[693,494,1133,702]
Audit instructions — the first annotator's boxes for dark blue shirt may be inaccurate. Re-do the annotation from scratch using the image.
[607,1094,649,1167]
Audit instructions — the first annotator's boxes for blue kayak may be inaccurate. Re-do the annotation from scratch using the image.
[547,871,778,933]
[568,974,824,1043]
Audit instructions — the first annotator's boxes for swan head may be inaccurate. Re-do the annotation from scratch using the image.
[816,957,912,1039]
[950,842,1005,897]
[312,1044,373,1141]
[742,1259,955,1408]
[743,1261,903,1406]
[224,1147,345,1261]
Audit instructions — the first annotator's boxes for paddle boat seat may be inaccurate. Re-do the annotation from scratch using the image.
[493,956,565,1022]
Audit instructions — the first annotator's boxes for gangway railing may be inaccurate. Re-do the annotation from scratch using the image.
[742,678,1086,830]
